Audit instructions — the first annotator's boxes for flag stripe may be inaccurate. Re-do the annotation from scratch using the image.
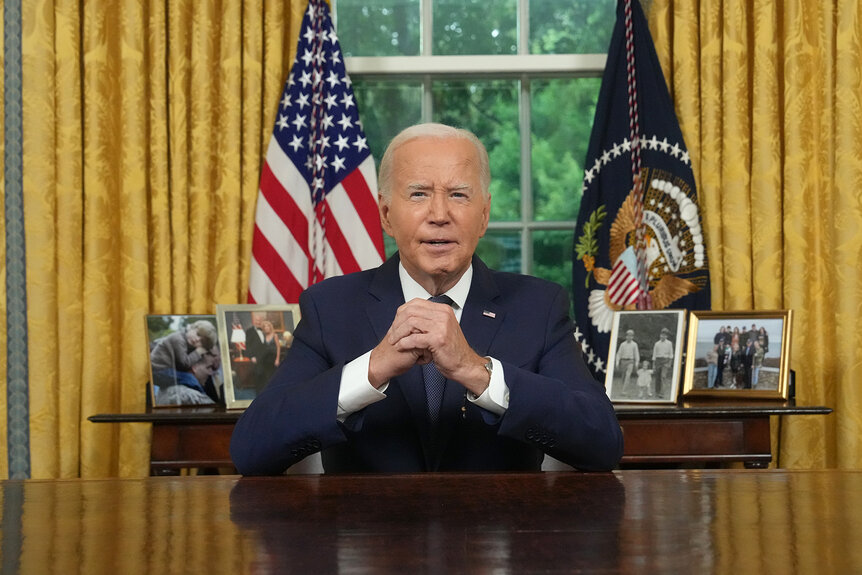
[318,199,360,275]
[253,188,309,296]
[327,183,380,269]
[342,158,385,258]
[258,163,311,261]
[250,226,304,303]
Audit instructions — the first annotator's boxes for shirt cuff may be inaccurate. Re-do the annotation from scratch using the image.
[466,357,508,416]
[337,350,388,422]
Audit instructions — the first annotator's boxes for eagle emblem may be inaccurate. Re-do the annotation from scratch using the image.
[577,168,709,334]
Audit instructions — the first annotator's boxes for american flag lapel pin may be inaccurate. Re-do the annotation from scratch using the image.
[483,310,496,318]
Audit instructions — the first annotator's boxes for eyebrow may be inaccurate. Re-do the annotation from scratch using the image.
[404,182,473,193]
[406,182,431,191]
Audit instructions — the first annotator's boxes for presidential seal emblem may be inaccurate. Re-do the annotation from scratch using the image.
[576,166,710,336]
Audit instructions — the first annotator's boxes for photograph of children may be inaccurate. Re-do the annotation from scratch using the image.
[146,314,223,407]
[605,310,686,404]
[687,315,786,394]
[217,304,300,409]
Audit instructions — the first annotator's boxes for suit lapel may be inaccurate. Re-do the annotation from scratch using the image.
[366,255,403,342]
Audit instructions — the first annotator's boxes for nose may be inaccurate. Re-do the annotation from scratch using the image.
[427,190,449,223]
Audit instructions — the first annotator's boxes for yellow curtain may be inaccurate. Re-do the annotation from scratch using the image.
[9,0,307,478]
[648,0,862,467]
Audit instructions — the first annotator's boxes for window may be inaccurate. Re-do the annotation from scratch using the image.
[335,0,616,297]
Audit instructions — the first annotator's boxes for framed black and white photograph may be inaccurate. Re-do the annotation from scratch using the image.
[216,303,300,409]
[604,310,686,404]
[145,314,223,407]
[682,310,792,399]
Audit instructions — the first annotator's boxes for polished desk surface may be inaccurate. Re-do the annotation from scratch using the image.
[2,470,860,574]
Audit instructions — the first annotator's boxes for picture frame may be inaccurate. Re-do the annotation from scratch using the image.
[682,310,793,399]
[145,314,223,407]
[216,303,301,409]
[605,310,686,404]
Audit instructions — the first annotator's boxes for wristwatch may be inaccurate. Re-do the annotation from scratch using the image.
[483,357,493,380]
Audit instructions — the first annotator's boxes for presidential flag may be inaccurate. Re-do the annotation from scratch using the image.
[248,0,385,304]
[572,0,711,377]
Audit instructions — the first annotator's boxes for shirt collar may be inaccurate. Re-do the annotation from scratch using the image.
[398,262,472,311]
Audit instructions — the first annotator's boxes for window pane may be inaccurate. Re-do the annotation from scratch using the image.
[336,0,420,56]
[531,77,602,221]
[477,230,521,273]
[532,229,574,302]
[352,79,422,161]
[383,234,398,259]
[433,0,517,55]
[432,80,520,221]
[529,0,616,54]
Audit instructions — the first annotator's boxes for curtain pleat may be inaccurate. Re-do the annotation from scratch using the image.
[649,0,862,468]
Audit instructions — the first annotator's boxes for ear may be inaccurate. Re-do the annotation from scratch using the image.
[378,194,393,237]
[478,194,491,237]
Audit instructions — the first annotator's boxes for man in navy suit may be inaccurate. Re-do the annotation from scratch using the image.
[230,123,624,475]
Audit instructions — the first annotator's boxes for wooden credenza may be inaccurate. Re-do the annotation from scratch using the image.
[89,400,831,475]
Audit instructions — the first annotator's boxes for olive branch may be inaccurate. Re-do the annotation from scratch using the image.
[574,206,606,287]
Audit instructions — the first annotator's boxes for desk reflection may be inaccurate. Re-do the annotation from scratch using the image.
[2,471,862,574]
[229,473,625,574]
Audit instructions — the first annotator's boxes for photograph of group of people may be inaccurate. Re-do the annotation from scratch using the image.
[688,316,786,392]
[605,310,686,403]
[217,304,299,409]
[146,315,224,407]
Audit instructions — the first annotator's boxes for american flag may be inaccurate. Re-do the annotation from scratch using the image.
[607,246,641,307]
[248,0,385,304]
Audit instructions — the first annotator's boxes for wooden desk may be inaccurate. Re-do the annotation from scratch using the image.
[89,401,830,474]
[3,470,861,573]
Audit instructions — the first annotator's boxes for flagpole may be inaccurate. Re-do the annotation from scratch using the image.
[624,0,652,310]
[310,0,327,287]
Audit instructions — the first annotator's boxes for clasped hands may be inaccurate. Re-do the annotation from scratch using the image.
[368,298,490,397]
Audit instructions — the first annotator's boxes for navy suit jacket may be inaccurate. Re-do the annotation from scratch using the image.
[230,254,623,475]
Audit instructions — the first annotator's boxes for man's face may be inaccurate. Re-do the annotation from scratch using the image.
[379,136,490,293]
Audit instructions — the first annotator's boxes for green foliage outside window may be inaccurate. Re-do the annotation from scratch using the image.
[339,0,616,300]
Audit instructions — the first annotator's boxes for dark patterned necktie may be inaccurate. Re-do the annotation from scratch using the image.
[423,295,454,426]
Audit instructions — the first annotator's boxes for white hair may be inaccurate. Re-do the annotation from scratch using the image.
[377,123,491,203]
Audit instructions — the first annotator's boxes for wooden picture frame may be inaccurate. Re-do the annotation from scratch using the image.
[604,310,686,404]
[216,303,301,409]
[681,310,793,399]
[145,314,223,407]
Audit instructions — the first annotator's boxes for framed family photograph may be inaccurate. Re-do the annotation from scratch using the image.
[216,303,301,409]
[682,310,793,399]
[145,314,223,407]
[605,310,686,404]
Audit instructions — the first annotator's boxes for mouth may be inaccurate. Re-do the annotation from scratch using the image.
[423,239,454,247]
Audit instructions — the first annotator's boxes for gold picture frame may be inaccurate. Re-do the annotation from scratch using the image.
[216,303,301,409]
[682,310,792,399]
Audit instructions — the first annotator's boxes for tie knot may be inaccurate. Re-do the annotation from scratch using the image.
[428,294,454,306]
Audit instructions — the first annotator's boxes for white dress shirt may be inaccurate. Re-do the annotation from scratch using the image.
[337,263,509,421]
